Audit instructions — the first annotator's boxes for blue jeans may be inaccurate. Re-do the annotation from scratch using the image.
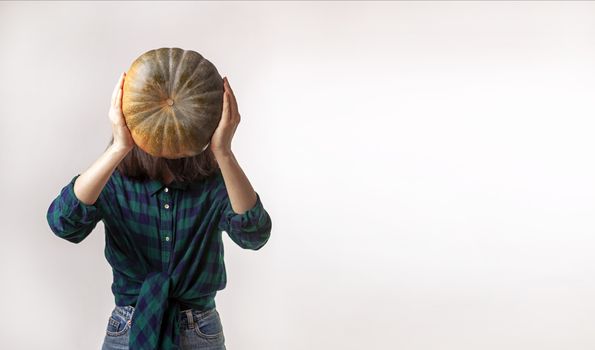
[101,305,226,350]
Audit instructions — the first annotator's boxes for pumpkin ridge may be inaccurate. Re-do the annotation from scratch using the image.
[155,49,172,96]
[169,113,184,156]
[162,112,180,156]
[140,50,162,91]
[125,92,165,102]
[170,48,187,95]
[182,92,221,116]
[124,100,164,113]
[142,77,167,102]
[127,105,165,134]
[148,109,170,156]
[176,81,205,102]
[175,59,209,101]
[172,107,203,152]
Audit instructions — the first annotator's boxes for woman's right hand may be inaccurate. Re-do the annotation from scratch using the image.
[109,72,135,153]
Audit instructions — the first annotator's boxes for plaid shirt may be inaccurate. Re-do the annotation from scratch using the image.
[46,167,272,349]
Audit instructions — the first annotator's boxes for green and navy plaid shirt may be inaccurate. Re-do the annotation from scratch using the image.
[46,167,272,349]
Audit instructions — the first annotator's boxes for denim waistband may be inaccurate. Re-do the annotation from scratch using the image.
[113,304,217,329]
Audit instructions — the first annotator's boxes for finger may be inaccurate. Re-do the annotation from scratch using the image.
[221,91,231,123]
[229,91,239,122]
[115,85,123,108]
[112,72,125,105]
[111,73,123,104]
[225,77,236,98]
[223,79,239,119]
[224,77,235,101]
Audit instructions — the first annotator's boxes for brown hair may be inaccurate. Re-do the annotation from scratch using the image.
[105,135,219,184]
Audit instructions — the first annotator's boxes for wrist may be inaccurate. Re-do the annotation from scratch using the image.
[213,149,233,160]
[108,144,132,158]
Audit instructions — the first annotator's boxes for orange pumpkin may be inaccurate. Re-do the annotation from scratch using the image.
[122,48,224,159]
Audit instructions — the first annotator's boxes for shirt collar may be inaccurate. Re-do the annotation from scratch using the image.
[145,178,198,196]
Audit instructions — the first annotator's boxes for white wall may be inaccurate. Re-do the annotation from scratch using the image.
[1,1,594,349]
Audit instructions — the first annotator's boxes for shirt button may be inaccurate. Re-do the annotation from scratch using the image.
[165,236,170,241]
[164,187,169,192]
[164,203,170,209]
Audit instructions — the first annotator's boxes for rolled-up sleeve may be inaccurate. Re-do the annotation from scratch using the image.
[46,174,104,244]
[218,191,272,250]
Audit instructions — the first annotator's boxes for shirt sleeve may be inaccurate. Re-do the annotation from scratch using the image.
[46,173,108,244]
[215,178,272,250]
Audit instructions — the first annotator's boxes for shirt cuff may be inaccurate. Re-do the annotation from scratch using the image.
[60,173,101,222]
[221,192,268,233]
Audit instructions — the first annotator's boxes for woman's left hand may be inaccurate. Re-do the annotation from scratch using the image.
[209,76,239,159]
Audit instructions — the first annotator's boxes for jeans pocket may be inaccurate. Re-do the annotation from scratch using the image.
[193,309,224,339]
[105,308,131,337]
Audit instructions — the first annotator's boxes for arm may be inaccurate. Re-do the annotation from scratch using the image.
[216,152,272,250]
[46,144,129,244]
[47,72,134,244]
[209,76,272,250]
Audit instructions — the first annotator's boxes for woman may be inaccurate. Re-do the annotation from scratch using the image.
[46,72,272,350]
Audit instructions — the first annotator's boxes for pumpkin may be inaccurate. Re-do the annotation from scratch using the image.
[122,47,224,159]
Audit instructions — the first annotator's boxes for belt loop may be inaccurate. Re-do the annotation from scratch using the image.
[129,306,134,326]
[185,309,194,329]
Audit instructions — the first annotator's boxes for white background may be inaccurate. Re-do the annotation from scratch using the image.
[1,1,594,349]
